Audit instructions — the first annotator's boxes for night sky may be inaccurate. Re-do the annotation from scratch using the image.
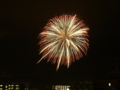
[0,0,120,83]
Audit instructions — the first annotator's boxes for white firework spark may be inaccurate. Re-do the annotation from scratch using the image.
[37,14,89,70]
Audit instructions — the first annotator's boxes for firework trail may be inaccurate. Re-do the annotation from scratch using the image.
[37,14,89,70]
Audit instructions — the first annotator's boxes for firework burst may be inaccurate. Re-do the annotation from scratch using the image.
[37,14,89,70]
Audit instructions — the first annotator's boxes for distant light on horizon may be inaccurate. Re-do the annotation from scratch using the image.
[108,83,111,86]
[53,85,70,90]
[67,88,70,90]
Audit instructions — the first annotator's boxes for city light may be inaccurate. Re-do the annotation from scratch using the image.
[108,83,111,86]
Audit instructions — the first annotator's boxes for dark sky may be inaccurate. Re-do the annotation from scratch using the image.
[0,0,120,83]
